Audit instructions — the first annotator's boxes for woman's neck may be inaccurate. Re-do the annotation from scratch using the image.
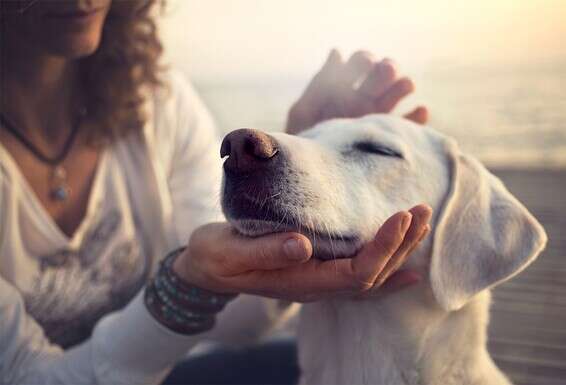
[1,32,80,145]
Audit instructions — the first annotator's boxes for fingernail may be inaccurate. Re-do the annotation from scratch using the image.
[400,212,412,233]
[284,238,309,260]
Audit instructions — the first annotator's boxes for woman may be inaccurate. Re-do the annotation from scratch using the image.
[0,0,432,383]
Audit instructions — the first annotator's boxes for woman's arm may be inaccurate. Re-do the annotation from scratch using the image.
[0,274,208,384]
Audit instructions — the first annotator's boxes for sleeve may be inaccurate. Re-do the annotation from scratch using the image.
[161,71,298,348]
[0,276,211,384]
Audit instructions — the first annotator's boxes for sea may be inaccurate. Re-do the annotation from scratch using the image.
[194,66,566,169]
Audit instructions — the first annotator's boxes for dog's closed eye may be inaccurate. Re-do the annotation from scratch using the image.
[353,141,403,159]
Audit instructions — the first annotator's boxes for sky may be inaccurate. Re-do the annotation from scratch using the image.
[160,0,566,83]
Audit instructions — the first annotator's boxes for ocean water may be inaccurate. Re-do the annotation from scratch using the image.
[194,67,566,168]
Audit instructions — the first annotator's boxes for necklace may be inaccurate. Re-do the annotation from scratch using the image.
[0,107,87,202]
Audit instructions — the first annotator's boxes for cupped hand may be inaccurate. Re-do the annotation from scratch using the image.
[286,50,428,134]
[173,205,432,303]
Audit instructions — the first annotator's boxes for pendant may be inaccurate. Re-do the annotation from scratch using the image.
[50,165,71,202]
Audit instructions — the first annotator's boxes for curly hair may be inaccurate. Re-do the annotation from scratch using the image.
[81,0,165,145]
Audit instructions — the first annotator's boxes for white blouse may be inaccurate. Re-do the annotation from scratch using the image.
[0,71,290,384]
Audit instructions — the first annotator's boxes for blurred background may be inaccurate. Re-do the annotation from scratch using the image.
[160,1,566,384]
[160,0,566,168]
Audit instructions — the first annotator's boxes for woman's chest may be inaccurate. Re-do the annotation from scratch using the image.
[0,141,175,348]
[4,170,155,346]
[20,204,152,348]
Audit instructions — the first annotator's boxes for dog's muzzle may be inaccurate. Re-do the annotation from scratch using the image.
[221,128,288,221]
[220,128,280,176]
[220,129,360,259]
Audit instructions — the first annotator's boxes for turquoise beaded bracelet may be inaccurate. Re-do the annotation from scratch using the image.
[145,247,237,334]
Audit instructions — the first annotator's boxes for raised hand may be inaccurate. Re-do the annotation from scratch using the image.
[286,50,428,134]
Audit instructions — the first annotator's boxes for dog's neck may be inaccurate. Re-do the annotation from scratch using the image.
[297,288,509,385]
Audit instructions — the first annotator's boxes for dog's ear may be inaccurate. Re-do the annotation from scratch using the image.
[430,140,547,311]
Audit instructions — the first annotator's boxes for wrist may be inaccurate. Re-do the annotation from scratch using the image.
[145,248,238,335]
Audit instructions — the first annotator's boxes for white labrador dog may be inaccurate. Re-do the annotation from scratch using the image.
[220,114,547,385]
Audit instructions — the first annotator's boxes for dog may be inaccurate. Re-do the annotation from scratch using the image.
[220,114,547,385]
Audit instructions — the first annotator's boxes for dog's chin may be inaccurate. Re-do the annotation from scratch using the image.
[228,218,361,260]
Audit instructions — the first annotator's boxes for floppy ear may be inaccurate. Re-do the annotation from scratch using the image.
[430,140,547,311]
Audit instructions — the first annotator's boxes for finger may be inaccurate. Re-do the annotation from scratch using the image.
[373,222,429,287]
[408,204,433,226]
[222,229,313,273]
[349,211,414,289]
[387,225,431,281]
[360,206,431,298]
[403,224,431,257]
[342,50,376,88]
[357,58,398,99]
[374,77,415,113]
[376,226,430,293]
[404,106,429,125]
[373,205,432,286]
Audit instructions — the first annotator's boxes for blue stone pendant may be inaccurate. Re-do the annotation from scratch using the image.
[50,166,70,202]
[51,186,70,201]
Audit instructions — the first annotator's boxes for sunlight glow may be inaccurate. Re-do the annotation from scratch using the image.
[161,0,566,81]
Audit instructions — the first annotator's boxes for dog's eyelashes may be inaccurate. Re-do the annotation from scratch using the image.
[353,141,403,158]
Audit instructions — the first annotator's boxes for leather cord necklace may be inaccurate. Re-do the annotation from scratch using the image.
[0,107,87,202]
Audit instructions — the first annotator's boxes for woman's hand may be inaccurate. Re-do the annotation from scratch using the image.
[173,205,432,303]
[286,50,428,134]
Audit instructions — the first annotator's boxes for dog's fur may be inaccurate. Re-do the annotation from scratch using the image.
[221,115,547,385]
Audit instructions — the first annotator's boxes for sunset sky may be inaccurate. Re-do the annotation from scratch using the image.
[161,0,566,82]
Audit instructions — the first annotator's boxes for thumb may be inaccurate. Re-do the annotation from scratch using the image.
[225,231,313,272]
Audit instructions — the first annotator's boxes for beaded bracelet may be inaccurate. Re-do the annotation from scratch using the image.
[145,247,238,334]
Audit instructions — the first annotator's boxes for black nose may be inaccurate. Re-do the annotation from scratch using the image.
[221,128,279,174]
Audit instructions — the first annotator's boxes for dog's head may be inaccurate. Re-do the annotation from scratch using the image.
[221,114,547,310]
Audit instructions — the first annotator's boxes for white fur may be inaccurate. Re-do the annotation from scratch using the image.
[222,114,547,385]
